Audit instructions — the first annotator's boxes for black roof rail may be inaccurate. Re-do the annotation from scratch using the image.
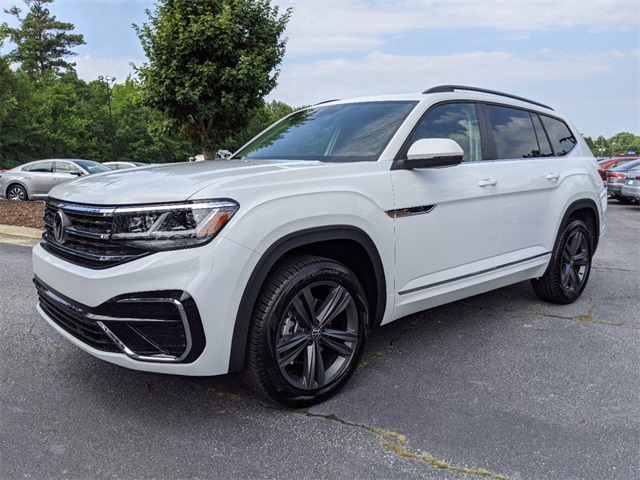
[315,99,340,105]
[422,85,553,111]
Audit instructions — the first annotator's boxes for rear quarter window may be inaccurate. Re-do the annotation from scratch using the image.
[540,115,577,156]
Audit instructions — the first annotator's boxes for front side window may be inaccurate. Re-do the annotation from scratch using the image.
[486,105,541,159]
[72,160,111,174]
[235,101,418,162]
[55,162,83,174]
[540,115,576,156]
[410,103,482,162]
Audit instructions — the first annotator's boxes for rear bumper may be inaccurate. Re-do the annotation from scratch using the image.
[620,184,640,199]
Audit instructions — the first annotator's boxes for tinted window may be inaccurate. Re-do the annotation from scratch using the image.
[72,160,111,174]
[235,101,418,162]
[531,114,553,157]
[23,161,54,173]
[486,105,541,159]
[56,161,83,173]
[540,115,576,156]
[411,103,482,162]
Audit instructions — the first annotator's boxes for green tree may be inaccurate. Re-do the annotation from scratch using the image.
[134,0,291,159]
[3,0,85,81]
[609,132,640,156]
[109,77,192,163]
[0,59,44,167]
[227,99,296,151]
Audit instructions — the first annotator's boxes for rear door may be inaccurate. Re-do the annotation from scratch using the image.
[22,161,55,196]
[482,105,574,263]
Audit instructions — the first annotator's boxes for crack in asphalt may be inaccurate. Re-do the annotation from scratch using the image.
[592,265,638,273]
[27,325,61,351]
[459,301,640,330]
[302,410,512,479]
[356,318,418,371]
[204,388,511,479]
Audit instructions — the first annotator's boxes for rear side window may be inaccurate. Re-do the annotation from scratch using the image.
[485,105,541,159]
[55,162,83,174]
[22,161,54,173]
[531,114,553,157]
[540,115,576,156]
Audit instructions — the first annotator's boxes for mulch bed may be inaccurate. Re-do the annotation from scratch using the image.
[0,200,45,229]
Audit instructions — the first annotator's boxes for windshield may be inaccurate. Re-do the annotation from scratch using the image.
[235,101,417,162]
[73,160,112,174]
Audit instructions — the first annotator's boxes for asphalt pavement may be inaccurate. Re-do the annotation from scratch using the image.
[1,202,638,479]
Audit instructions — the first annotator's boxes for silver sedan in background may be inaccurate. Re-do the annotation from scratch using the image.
[0,159,111,201]
[620,169,640,203]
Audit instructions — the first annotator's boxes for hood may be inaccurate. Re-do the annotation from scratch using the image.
[48,159,325,205]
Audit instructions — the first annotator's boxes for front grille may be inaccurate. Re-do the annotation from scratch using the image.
[34,278,205,363]
[41,199,149,269]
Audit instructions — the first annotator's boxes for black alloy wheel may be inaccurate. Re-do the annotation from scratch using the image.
[246,255,368,407]
[532,219,593,304]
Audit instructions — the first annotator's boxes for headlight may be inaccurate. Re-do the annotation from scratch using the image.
[111,200,239,251]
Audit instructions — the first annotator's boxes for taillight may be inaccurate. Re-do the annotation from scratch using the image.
[635,175,640,181]
[608,173,625,179]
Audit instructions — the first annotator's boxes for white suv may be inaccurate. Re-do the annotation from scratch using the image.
[33,85,607,406]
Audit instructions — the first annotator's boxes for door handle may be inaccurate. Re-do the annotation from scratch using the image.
[478,179,497,187]
[546,173,560,181]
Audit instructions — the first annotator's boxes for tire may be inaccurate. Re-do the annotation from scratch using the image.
[246,255,368,407]
[7,184,27,201]
[532,219,593,304]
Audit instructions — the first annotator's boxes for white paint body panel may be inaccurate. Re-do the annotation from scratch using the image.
[32,90,606,376]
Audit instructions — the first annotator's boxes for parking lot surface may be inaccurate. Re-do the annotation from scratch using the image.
[1,202,638,479]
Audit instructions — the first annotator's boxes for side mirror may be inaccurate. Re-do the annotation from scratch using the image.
[391,138,464,170]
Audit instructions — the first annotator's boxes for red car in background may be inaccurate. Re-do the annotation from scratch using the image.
[598,157,637,182]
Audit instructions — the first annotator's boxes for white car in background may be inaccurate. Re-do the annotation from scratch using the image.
[33,85,606,406]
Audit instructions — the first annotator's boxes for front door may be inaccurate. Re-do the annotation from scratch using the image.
[391,102,500,313]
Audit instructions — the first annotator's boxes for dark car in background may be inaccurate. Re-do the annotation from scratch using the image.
[0,159,111,201]
[606,159,640,203]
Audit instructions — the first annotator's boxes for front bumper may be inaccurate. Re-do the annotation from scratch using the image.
[34,278,205,363]
[32,235,259,376]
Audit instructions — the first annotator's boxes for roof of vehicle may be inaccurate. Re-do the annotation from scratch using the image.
[318,85,557,114]
[607,159,640,171]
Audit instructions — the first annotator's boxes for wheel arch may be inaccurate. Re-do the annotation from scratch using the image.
[228,225,386,373]
[557,198,601,253]
[5,181,29,200]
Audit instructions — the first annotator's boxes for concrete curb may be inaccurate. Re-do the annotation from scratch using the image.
[0,224,44,247]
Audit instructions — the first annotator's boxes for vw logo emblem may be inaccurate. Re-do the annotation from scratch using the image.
[53,210,69,244]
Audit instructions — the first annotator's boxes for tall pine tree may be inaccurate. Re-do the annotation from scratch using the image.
[3,0,85,81]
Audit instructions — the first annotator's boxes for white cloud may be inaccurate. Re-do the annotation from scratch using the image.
[269,49,614,105]
[73,54,143,84]
[277,0,639,55]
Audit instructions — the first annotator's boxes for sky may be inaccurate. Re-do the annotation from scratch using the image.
[1,0,639,139]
